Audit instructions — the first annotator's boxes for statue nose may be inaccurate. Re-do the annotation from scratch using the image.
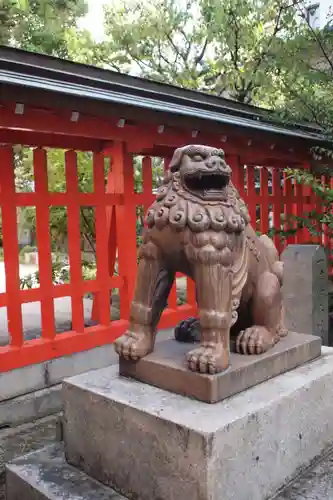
[206,159,217,168]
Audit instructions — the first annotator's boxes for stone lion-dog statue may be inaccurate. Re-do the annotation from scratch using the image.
[115,145,287,374]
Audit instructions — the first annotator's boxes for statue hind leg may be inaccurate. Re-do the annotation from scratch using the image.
[235,270,285,355]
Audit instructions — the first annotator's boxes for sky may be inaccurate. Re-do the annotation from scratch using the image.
[78,0,107,42]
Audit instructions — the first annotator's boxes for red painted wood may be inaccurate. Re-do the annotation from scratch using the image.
[283,171,295,245]
[0,103,311,162]
[0,300,197,373]
[0,129,103,152]
[15,192,122,207]
[94,152,112,326]
[245,166,257,228]
[0,105,153,143]
[314,175,323,245]
[300,162,315,244]
[142,156,153,213]
[0,146,23,347]
[322,174,330,249]
[272,168,282,252]
[65,150,85,333]
[34,149,56,340]
[294,178,304,244]
[229,155,245,199]
[328,176,333,273]
[112,142,138,319]
[91,155,118,323]
[0,321,128,372]
[260,168,269,235]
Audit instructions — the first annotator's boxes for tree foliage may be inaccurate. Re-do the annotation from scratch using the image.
[271,13,333,135]
[0,0,88,57]
[97,0,310,104]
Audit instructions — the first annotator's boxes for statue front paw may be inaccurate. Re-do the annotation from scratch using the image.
[186,342,229,374]
[114,331,154,360]
[235,326,278,355]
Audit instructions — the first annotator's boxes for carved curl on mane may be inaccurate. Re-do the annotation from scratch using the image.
[146,171,250,233]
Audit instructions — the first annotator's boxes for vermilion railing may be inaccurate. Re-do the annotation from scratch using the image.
[0,138,328,373]
[0,141,198,372]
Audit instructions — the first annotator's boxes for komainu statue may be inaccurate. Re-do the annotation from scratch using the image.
[115,145,287,374]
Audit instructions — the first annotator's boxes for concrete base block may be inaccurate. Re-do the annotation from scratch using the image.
[120,332,321,403]
[6,444,126,500]
[0,385,62,428]
[0,413,60,489]
[282,245,329,345]
[63,347,333,500]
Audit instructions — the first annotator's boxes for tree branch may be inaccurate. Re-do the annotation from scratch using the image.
[251,5,284,77]
[166,31,183,59]
[195,37,208,64]
[80,208,96,255]
[228,8,240,72]
[296,1,333,75]
[281,79,324,126]
[179,29,192,62]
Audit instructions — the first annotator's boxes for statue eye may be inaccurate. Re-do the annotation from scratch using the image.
[192,154,204,162]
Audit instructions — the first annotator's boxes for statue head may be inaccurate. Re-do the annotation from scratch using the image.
[169,145,232,201]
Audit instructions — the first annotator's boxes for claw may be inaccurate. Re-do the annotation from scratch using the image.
[114,331,154,360]
[186,344,228,374]
[235,326,276,356]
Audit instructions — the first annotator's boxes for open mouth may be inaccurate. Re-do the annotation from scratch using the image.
[184,171,230,198]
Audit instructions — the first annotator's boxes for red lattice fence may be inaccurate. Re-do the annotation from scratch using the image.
[0,142,327,373]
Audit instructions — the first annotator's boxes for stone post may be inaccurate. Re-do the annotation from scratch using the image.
[281,244,329,345]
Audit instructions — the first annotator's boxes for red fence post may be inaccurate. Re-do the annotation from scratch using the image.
[272,168,282,253]
[246,165,257,228]
[0,146,23,347]
[228,154,245,198]
[112,142,138,319]
[260,167,269,235]
[94,152,113,326]
[283,170,296,246]
[34,148,56,340]
[65,150,85,333]
[300,162,315,244]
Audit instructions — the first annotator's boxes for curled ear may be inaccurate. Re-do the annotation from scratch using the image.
[169,146,186,172]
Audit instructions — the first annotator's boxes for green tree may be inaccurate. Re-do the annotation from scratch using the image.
[99,0,303,104]
[265,9,333,256]
[269,6,333,131]
[0,0,88,57]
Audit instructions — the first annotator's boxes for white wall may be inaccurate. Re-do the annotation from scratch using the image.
[304,0,332,29]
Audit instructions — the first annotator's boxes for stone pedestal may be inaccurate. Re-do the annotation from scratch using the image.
[120,332,321,403]
[59,349,333,500]
[282,245,329,345]
[6,443,125,500]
